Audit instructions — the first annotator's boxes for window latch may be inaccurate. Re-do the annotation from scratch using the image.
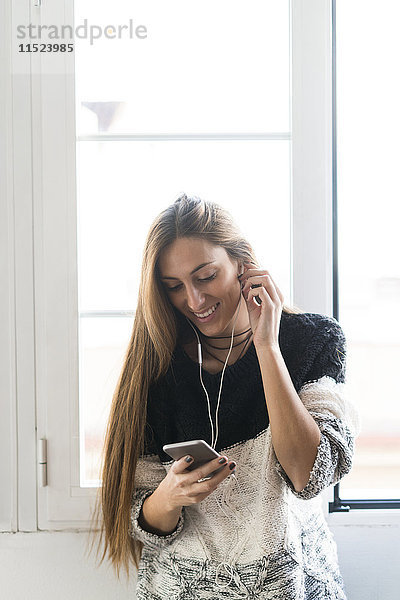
[38,438,48,487]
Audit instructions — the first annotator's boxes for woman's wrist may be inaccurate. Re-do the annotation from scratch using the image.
[154,483,182,514]
[139,487,182,536]
[254,341,281,357]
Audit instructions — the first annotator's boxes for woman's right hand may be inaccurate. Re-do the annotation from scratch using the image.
[157,455,237,510]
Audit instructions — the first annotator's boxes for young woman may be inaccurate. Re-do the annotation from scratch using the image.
[89,194,360,599]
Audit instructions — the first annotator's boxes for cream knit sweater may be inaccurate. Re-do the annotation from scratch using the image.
[129,312,361,599]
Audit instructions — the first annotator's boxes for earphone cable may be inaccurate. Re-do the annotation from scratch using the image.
[212,298,241,448]
[187,290,242,449]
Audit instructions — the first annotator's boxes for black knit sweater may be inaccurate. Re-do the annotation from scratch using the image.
[144,311,347,461]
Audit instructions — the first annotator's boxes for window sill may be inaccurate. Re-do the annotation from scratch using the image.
[326,507,400,527]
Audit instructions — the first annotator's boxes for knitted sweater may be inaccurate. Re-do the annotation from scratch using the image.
[129,311,361,599]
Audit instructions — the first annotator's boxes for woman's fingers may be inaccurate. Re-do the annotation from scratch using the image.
[182,457,236,499]
[242,275,280,304]
[247,284,273,307]
[186,455,235,485]
[264,272,284,303]
[171,454,198,474]
[165,455,236,508]
[190,468,236,497]
[173,454,234,480]
[241,271,284,305]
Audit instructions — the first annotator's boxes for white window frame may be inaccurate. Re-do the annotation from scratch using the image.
[3,0,399,533]
[0,0,16,532]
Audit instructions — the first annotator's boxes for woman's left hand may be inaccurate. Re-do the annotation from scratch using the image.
[240,262,284,350]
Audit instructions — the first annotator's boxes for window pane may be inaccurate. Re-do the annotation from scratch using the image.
[79,317,132,486]
[76,140,292,311]
[337,0,400,499]
[74,0,290,134]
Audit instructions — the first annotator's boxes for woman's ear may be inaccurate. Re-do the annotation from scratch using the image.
[237,262,244,288]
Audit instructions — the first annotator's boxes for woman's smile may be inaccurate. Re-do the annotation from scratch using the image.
[192,301,221,322]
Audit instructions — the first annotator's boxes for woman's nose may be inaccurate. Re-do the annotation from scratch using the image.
[185,286,205,312]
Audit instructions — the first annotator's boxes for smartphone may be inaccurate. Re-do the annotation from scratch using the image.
[162,439,226,479]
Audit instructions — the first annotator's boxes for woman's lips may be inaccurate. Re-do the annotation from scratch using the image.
[192,302,220,323]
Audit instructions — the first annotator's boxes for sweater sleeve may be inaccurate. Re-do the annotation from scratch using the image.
[275,317,361,500]
[129,452,185,550]
[129,377,185,549]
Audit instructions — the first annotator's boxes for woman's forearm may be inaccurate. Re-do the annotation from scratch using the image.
[138,486,182,536]
[256,344,321,492]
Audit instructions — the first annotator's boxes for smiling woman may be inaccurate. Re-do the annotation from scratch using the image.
[159,238,247,335]
[159,238,252,375]
[87,194,360,599]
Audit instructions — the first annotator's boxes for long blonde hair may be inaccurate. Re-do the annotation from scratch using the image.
[86,194,303,579]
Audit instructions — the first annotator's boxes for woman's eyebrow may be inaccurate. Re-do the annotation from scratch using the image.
[161,261,215,280]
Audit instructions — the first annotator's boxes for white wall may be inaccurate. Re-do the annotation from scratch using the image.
[1,526,399,599]
[0,532,137,600]
[333,525,400,599]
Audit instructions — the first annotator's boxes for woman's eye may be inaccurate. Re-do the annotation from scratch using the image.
[199,273,217,282]
[166,284,182,292]
[166,273,216,292]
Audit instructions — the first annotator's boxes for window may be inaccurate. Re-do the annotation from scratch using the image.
[330,0,400,511]
[4,1,354,530]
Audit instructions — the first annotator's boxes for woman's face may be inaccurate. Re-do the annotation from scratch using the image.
[158,237,246,337]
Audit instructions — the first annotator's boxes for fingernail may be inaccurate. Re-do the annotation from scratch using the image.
[185,456,193,463]
[218,456,227,464]
[229,462,236,470]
